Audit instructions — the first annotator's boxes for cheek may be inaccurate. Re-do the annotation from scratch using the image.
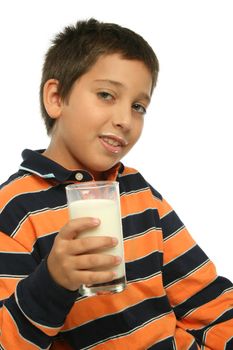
[133,119,144,142]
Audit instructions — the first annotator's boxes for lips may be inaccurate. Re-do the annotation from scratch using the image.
[99,133,128,154]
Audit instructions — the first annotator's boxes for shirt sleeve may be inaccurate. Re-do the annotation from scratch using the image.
[0,231,78,349]
[158,197,233,348]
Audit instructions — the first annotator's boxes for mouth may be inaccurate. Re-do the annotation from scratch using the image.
[99,133,128,154]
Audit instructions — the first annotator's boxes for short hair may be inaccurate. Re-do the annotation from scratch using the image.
[40,18,159,134]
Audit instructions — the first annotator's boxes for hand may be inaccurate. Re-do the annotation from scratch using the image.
[47,217,121,291]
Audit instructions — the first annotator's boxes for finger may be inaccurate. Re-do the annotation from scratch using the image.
[76,270,117,286]
[72,254,122,270]
[59,217,100,240]
[70,236,118,254]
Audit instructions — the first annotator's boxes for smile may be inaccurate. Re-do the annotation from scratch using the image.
[102,137,121,147]
[99,134,128,154]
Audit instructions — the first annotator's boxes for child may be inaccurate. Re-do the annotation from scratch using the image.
[0,18,232,350]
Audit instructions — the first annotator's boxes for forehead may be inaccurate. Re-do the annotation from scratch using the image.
[80,54,153,96]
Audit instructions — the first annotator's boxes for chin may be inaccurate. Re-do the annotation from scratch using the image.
[91,161,119,173]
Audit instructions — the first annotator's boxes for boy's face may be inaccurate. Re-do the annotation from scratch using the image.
[45,54,152,179]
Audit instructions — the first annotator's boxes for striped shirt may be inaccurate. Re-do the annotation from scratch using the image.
[0,149,233,350]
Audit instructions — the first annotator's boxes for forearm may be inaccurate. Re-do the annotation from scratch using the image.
[0,259,78,349]
[158,198,233,347]
[174,275,233,347]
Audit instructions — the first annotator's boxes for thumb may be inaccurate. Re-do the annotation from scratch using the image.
[59,217,100,240]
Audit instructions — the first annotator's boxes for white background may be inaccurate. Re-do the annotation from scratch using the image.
[0,0,232,280]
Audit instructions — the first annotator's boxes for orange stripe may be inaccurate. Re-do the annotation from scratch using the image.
[205,318,233,347]
[121,191,171,219]
[13,207,68,249]
[181,290,233,330]
[92,313,175,349]
[166,261,217,306]
[157,198,173,218]
[121,189,161,217]
[1,307,38,349]
[163,228,196,265]
[28,318,61,337]
[63,274,164,330]
[0,231,29,252]
[0,175,51,209]
[0,278,21,299]
[121,167,138,176]
[174,325,200,349]
[124,229,163,262]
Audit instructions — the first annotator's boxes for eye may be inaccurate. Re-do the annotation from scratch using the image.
[132,103,147,115]
[97,91,114,101]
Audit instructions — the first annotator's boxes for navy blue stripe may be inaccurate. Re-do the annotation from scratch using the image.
[119,172,162,201]
[6,295,51,348]
[189,341,199,350]
[226,337,233,349]
[119,172,148,191]
[147,184,163,201]
[174,276,233,319]
[0,185,67,236]
[190,308,233,340]
[163,245,209,287]
[126,251,163,282]
[147,337,175,349]
[122,208,161,238]
[63,296,172,349]
[0,170,26,190]
[0,252,37,275]
[32,232,57,260]
[160,210,184,239]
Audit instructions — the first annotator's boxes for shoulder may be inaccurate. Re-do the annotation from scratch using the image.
[118,165,163,201]
[0,170,51,236]
[0,170,46,208]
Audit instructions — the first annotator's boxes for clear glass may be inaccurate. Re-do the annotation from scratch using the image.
[65,181,126,296]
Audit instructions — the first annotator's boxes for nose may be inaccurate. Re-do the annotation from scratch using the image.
[112,105,132,132]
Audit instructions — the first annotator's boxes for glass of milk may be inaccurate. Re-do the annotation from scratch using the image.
[65,181,126,296]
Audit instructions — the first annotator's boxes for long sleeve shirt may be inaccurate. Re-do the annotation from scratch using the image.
[0,149,233,350]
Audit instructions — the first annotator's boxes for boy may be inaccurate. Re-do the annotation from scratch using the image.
[0,18,233,350]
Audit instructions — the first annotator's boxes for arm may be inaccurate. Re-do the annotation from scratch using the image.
[0,231,78,349]
[158,198,233,348]
[0,219,119,349]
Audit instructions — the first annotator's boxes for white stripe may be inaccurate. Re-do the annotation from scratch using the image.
[11,204,67,238]
[118,170,138,179]
[15,285,62,332]
[165,259,210,289]
[160,209,173,220]
[126,248,162,264]
[123,227,161,242]
[122,207,158,220]
[5,306,48,349]
[0,185,54,215]
[19,166,55,179]
[120,186,150,197]
[80,311,173,350]
[163,244,197,267]
[0,274,28,278]
[163,224,186,242]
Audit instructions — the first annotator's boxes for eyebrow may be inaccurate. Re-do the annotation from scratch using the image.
[93,79,151,103]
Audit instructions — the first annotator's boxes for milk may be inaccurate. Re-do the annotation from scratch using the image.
[69,199,125,278]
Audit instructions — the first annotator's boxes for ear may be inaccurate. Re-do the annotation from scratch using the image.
[43,79,63,119]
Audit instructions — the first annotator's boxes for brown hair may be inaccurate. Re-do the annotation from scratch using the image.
[40,18,159,134]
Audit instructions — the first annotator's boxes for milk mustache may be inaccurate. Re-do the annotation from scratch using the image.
[69,198,125,278]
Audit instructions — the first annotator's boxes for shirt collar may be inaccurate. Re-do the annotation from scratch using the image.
[19,149,124,183]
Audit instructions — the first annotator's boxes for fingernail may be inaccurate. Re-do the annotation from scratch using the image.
[114,256,122,264]
[111,237,118,246]
[92,218,100,225]
[112,271,117,279]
